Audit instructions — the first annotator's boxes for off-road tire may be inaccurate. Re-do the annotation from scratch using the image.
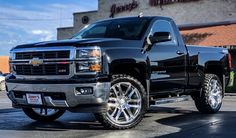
[193,74,223,114]
[94,74,147,129]
[22,108,65,122]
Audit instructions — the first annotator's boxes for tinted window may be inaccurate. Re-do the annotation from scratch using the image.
[73,18,151,40]
[81,24,107,38]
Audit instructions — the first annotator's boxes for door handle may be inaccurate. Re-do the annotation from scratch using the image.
[176,50,184,55]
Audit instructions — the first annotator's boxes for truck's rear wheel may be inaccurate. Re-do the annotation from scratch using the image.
[22,108,65,121]
[95,74,147,129]
[193,74,223,113]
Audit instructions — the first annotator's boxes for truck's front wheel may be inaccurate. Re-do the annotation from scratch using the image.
[95,74,147,129]
[193,74,223,113]
[22,108,65,121]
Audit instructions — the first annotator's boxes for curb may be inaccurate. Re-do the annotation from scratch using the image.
[225,93,236,96]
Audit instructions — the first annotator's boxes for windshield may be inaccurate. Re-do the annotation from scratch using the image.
[72,18,150,40]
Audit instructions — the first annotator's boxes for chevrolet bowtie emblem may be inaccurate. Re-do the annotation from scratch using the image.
[29,58,43,66]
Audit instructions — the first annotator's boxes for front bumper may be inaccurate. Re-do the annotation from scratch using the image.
[6,81,110,112]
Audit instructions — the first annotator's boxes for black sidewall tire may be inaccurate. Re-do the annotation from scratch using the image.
[193,74,223,114]
[95,74,147,129]
[22,108,65,122]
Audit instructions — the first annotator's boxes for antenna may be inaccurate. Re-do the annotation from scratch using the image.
[138,12,143,18]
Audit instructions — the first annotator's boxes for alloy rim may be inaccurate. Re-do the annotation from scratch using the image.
[107,82,142,125]
[208,79,222,109]
[32,108,59,116]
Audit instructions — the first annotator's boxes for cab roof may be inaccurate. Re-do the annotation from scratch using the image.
[93,16,173,23]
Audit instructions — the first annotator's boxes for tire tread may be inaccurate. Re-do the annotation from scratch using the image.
[193,73,222,114]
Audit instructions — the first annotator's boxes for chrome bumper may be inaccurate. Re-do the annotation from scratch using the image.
[6,82,110,108]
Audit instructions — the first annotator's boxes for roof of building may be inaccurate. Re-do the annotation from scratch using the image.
[73,10,98,15]
[181,24,236,46]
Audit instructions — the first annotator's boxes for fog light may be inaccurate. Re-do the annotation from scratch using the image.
[75,87,93,95]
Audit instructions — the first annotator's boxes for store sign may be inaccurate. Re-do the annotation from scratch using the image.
[110,0,139,18]
[149,0,200,6]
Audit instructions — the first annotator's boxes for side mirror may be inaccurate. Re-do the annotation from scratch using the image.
[148,32,172,45]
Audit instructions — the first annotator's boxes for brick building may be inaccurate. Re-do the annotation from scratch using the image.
[57,0,236,40]
[57,0,236,69]
[181,23,236,69]
[0,56,9,73]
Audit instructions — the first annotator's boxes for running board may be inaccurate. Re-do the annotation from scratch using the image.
[150,95,191,106]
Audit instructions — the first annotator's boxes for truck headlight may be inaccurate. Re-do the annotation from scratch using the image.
[76,47,101,59]
[76,47,101,73]
[9,52,15,73]
[9,52,15,60]
[76,61,101,72]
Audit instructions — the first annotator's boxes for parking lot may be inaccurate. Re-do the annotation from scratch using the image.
[0,91,236,138]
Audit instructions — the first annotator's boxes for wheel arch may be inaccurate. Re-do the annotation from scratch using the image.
[204,62,224,82]
[110,61,149,90]
[203,61,227,95]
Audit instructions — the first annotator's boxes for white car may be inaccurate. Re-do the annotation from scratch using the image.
[0,75,5,91]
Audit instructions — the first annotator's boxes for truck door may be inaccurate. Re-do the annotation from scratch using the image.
[148,19,187,94]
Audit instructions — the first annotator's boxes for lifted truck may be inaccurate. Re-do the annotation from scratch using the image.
[6,16,231,129]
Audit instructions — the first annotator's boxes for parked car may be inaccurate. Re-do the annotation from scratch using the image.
[0,74,5,91]
[6,16,231,129]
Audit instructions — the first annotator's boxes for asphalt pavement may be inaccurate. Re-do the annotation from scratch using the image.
[0,91,236,138]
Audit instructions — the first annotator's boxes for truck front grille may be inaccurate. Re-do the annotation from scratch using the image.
[15,64,70,75]
[15,51,70,60]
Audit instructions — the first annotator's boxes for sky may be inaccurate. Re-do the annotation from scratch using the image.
[0,0,98,56]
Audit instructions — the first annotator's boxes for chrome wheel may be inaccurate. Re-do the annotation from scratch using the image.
[208,79,222,109]
[32,108,60,116]
[193,74,223,114]
[107,82,142,125]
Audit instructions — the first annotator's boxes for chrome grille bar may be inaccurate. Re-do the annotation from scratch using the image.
[10,46,76,79]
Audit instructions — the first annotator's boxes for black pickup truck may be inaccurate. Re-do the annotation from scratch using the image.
[6,16,231,129]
